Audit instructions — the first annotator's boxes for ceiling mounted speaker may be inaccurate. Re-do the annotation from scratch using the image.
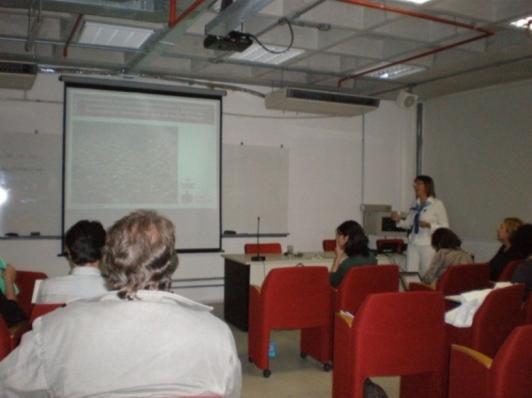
[396,90,418,108]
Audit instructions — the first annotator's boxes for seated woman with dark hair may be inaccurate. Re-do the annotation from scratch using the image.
[510,224,532,295]
[489,217,523,280]
[330,220,376,287]
[421,228,473,285]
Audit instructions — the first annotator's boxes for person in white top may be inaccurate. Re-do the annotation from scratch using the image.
[392,175,449,274]
[36,220,108,304]
[0,210,242,397]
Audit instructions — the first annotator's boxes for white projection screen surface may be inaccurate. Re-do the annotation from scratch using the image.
[63,85,221,251]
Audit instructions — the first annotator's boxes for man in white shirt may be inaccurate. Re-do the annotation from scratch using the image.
[36,220,108,304]
[0,210,242,397]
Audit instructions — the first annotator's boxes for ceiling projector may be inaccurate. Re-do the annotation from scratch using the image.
[203,31,253,52]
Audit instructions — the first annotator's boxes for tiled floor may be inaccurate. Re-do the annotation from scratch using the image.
[212,303,399,398]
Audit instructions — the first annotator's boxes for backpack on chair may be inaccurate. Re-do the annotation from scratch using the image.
[364,379,389,398]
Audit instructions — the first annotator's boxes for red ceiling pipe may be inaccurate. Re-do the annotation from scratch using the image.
[168,0,206,28]
[63,14,83,58]
[336,0,494,87]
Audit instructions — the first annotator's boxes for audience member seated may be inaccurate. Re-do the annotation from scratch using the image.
[0,263,26,327]
[488,217,523,280]
[511,224,532,296]
[421,228,473,285]
[0,210,241,397]
[330,220,376,288]
[36,220,108,304]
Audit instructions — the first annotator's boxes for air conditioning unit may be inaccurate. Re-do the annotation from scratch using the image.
[265,87,380,116]
[0,61,38,90]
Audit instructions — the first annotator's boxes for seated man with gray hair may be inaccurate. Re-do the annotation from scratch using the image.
[0,210,242,398]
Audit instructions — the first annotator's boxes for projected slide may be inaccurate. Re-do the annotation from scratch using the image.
[64,86,221,250]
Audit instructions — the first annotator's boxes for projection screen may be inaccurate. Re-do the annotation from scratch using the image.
[63,82,222,251]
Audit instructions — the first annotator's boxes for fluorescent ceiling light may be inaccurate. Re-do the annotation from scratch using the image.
[365,63,425,79]
[510,16,532,30]
[78,21,154,49]
[395,0,432,4]
[229,43,304,65]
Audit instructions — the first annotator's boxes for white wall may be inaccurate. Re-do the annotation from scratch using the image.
[0,73,416,302]
[423,78,532,262]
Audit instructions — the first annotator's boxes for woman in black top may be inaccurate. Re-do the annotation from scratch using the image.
[489,217,523,280]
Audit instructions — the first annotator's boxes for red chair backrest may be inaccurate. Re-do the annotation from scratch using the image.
[244,243,282,254]
[376,239,406,253]
[261,266,330,329]
[497,259,524,281]
[436,263,490,295]
[335,265,399,314]
[0,316,11,360]
[333,291,446,398]
[30,303,65,324]
[322,239,336,252]
[470,284,525,357]
[15,271,48,316]
[352,291,445,375]
[490,325,532,397]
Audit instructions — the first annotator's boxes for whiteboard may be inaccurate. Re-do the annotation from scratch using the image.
[223,144,289,234]
[0,132,62,236]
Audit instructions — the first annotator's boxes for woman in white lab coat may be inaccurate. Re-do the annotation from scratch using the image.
[392,175,449,274]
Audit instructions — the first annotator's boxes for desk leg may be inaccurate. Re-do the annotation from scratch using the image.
[224,259,250,331]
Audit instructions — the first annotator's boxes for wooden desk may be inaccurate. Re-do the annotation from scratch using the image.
[223,252,333,330]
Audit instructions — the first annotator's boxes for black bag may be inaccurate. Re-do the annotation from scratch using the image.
[364,379,389,398]
[0,291,27,327]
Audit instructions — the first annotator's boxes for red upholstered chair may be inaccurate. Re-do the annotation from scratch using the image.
[409,263,491,295]
[525,294,532,324]
[0,317,29,359]
[497,259,524,282]
[376,238,406,253]
[449,325,532,398]
[248,266,331,377]
[244,243,282,255]
[446,284,525,358]
[30,303,65,324]
[322,239,336,252]
[0,316,11,360]
[332,291,447,398]
[301,265,400,361]
[15,270,48,317]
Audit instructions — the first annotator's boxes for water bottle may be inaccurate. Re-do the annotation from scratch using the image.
[268,341,277,358]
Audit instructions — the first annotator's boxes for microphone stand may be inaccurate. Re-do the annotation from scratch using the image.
[251,216,265,261]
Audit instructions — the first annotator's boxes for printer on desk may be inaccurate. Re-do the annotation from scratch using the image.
[361,204,407,237]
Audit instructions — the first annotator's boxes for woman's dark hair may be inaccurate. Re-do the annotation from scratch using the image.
[415,175,436,197]
[336,220,370,257]
[65,220,106,265]
[511,223,532,258]
[431,228,461,250]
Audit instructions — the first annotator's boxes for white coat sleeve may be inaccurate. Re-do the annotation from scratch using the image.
[430,200,449,232]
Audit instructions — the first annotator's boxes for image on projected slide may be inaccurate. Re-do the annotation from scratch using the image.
[68,120,179,207]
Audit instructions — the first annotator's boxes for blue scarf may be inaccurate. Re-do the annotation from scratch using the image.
[410,201,429,234]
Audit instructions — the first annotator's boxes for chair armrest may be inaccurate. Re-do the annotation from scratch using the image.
[449,344,492,398]
[336,311,354,328]
[452,344,492,368]
[408,282,434,291]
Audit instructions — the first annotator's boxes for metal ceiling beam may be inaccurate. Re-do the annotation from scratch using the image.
[204,0,274,36]
[126,0,210,72]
